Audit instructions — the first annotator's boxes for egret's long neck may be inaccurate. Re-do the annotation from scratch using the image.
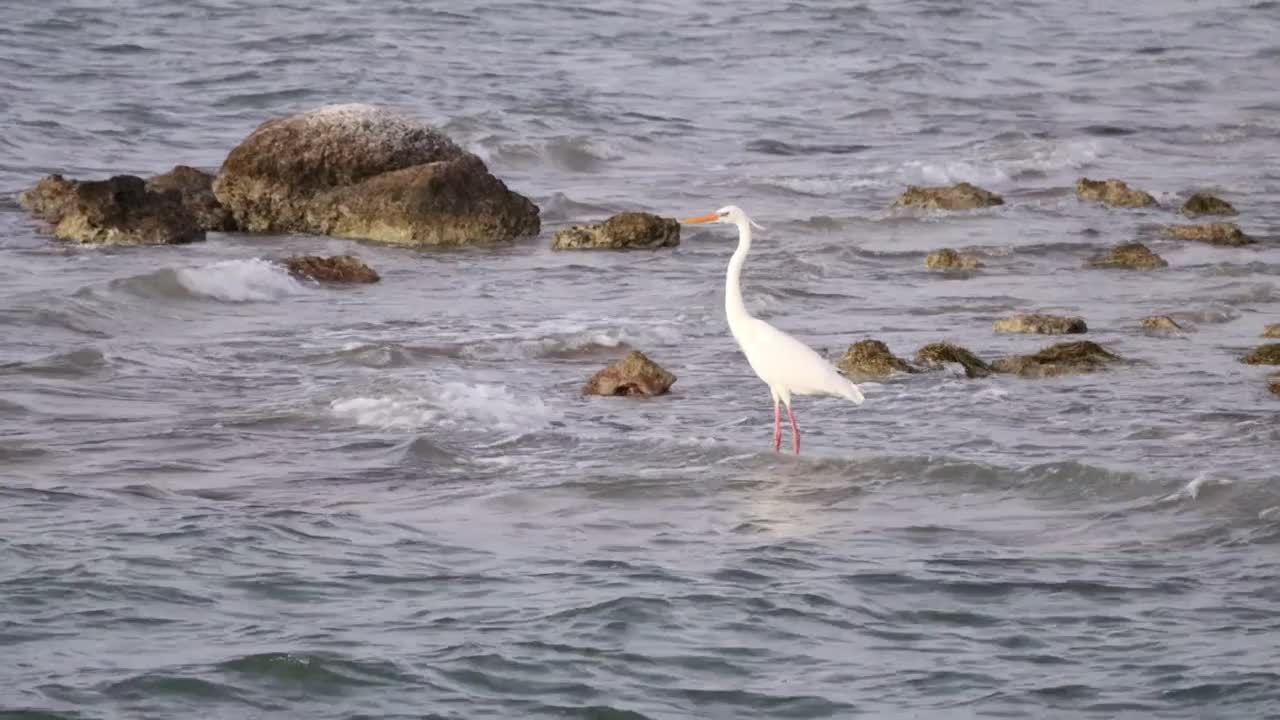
[725,219,752,329]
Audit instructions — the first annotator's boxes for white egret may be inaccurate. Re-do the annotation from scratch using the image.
[682,206,865,454]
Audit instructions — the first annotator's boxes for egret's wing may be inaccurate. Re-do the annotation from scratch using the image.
[740,319,864,402]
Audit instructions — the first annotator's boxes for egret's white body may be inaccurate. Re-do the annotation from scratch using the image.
[683,205,864,454]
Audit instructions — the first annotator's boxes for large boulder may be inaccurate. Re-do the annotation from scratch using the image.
[40,175,202,245]
[551,212,679,250]
[284,255,380,283]
[836,339,917,378]
[914,342,992,378]
[993,313,1087,335]
[212,103,540,246]
[1165,222,1253,247]
[1075,177,1156,208]
[925,248,983,270]
[1085,242,1168,269]
[583,351,676,396]
[894,182,1003,210]
[1181,192,1236,216]
[1242,344,1280,365]
[146,165,236,232]
[992,340,1122,378]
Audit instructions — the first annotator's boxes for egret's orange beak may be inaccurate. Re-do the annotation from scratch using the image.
[681,212,718,224]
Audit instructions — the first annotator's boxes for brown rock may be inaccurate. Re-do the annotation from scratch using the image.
[1269,374,1280,396]
[1263,324,1280,339]
[913,342,992,378]
[894,182,1004,211]
[836,339,917,378]
[146,165,236,232]
[1075,177,1156,208]
[17,174,81,222]
[1085,242,1168,269]
[925,248,983,270]
[1242,344,1280,365]
[1141,315,1183,332]
[1180,192,1236,216]
[284,255,380,283]
[552,212,680,250]
[993,313,1087,335]
[50,175,203,245]
[212,103,540,246]
[583,351,676,397]
[992,340,1122,378]
[1165,222,1253,247]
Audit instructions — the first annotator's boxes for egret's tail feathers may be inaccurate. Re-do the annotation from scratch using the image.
[842,380,865,405]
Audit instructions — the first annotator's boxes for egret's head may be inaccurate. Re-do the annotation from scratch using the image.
[681,205,763,229]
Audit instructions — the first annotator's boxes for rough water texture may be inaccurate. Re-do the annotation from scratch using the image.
[2,1,1280,719]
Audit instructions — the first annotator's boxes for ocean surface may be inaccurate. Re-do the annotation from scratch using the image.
[3,1,1280,718]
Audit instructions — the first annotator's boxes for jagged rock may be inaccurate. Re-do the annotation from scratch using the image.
[17,174,80,222]
[914,342,992,378]
[1085,242,1168,269]
[1165,222,1253,247]
[993,313,1087,335]
[1263,324,1280,339]
[925,248,983,270]
[46,175,203,245]
[894,182,1004,211]
[1242,344,1280,365]
[212,103,540,246]
[1181,192,1236,216]
[1075,177,1156,208]
[836,339,917,378]
[583,351,676,397]
[1141,315,1183,332]
[992,340,1122,378]
[551,212,679,250]
[284,255,380,283]
[146,165,236,232]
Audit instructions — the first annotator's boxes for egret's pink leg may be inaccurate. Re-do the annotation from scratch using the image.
[787,405,800,454]
[773,400,782,452]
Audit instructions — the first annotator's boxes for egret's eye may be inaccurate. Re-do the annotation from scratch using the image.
[718,211,728,217]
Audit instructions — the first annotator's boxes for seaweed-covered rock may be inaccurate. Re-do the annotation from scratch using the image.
[1075,177,1156,208]
[212,103,540,246]
[583,351,676,396]
[146,165,236,232]
[1180,192,1236,216]
[551,212,679,250]
[1085,242,1168,269]
[992,341,1122,378]
[836,339,917,378]
[17,174,80,222]
[894,182,1004,211]
[1165,222,1253,247]
[925,248,983,270]
[49,175,203,245]
[1263,324,1280,339]
[284,255,380,283]
[913,342,992,378]
[993,313,1087,335]
[1241,343,1280,366]
[1141,315,1183,332]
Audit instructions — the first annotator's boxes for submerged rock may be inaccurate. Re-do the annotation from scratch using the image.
[17,174,80,222]
[1165,222,1253,247]
[914,342,992,378]
[146,165,236,232]
[1085,242,1168,269]
[1180,192,1236,216]
[894,182,1004,211]
[284,255,380,283]
[1269,374,1280,396]
[212,103,540,246]
[993,313,1088,335]
[1141,315,1183,332]
[925,248,983,270]
[836,339,917,378]
[992,340,1122,378]
[551,212,679,250]
[1263,324,1280,339]
[1075,177,1156,208]
[583,351,676,397]
[1242,343,1280,365]
[48,175,203,245]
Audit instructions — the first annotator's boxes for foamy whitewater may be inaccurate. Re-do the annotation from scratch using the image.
[2,1,1279,718]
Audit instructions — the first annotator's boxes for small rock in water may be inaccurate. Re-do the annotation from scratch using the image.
[552,212,679,250]
[1241,343,1280,366]
[1165,222,1253,246]
[1075,177,1156,208]
[1180,192,1236,216]
[1141,315,1183,332]
[1263,324,1280,339]
[925,248,983,270]
[913,342,992,378]
[1085,242,1168,269]
[583,351,676,396]
[49,175,203,245]
[894,182,1004,210]
[992,340,1122,378]
[993,313,1087,335]
[284,255,380,283]
[1269,375,1280,396]
[836,339,917,378]
[146,165,237,232]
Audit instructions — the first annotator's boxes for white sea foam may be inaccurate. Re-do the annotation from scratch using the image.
[174,259,307,303]
[330,382,552,433]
